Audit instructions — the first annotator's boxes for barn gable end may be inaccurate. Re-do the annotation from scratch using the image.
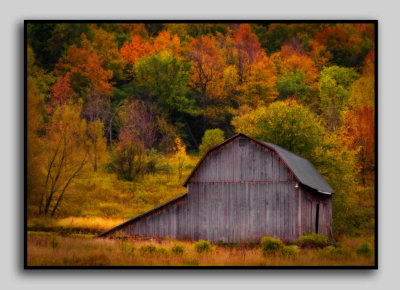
[188,136,297,185]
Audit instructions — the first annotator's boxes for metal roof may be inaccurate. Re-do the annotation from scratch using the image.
[260,141,334,194]
[184,133,334,194]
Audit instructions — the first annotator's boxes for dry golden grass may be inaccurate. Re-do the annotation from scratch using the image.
[27,216,127,234]
[55,217,127,232]
[27,233,375,267]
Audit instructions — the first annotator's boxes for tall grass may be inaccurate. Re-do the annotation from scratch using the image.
[27,233,375,267]
[28,216,127,234]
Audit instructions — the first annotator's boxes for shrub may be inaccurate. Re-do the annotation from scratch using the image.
[247,241,257,249]
[194,240,213,253]
[216,240,225,248]
[157,247,169,256]
[260,236,284,256]
[215,240,235,249]
[139,245,157,255]
[281,246,299,259]
[355,242,373,258]
[298,233,329,248]
[317,246,350,259]
[171,244,185,255]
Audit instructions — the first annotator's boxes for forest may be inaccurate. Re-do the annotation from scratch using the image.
[26,22,375,266]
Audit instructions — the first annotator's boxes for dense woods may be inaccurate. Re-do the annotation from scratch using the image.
[27,22,375,244]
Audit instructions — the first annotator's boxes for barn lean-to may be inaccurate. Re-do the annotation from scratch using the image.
[100,133,334,243]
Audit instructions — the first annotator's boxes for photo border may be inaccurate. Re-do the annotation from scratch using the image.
[24,19,378,270]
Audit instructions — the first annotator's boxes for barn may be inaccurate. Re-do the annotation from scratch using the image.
[99,133,334,243]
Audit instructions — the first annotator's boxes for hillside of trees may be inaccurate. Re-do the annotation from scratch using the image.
[27,22,375,239]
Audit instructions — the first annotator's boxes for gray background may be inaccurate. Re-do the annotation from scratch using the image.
[1,0,397,289]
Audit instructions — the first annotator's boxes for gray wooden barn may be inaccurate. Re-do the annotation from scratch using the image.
[100,133,334,243]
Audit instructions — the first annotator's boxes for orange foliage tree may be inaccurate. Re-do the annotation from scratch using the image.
[153,30,182,55]
[55,35,113,99]
[48,73,75,114]
[120,34,154,66]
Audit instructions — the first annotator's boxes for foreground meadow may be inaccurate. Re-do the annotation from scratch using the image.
[27,232,374,267]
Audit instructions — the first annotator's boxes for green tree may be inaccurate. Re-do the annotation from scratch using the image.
[198,129,225,155]
[231,100,324,161]
[134,51,199,117]
[319,66,359,130]
[275,71,313,102]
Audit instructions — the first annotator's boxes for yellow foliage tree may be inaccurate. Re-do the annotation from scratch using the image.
[86,119,108,172]
[40,103,90,217]
[172,137,189,182]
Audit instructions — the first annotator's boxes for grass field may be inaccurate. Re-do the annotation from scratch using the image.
[27,232,374,267]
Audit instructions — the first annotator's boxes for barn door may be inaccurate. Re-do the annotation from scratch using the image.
[315,203,320,233]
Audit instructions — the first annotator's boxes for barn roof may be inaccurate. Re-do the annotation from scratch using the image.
[184,133,334,194]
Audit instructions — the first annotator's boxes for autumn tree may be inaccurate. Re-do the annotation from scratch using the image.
[342,51,375,185]
[48,73,75,114]
[186,35,228,126]
[118,100,158,149]
[90,24,125,81]
[314,24,374,67]
[39,103,89,216]
[233,24,264,83]
[239,54,278,106]
[271,45,319,104]
[86,119,108,172]
[171,137,189,182]
[110,100,159,181]
[27,77,46,216]
[153,30,182,55]
[120,34,154,67]
[55,34,113,100]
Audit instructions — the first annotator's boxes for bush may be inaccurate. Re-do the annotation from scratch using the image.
[139,245,157,255]
[317,246,350,259]
[156,247,169,256]
[194,240,213,253]
[355,242,373,258]
[298,233,329,248]
[281,246,298,259]
[260,236,284,256]
[216,240,225,248]
[171,244,185,255]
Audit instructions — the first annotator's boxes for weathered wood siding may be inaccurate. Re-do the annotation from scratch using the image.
[190,138,296,183]
[116,137,310,243]
[300,187,332,239]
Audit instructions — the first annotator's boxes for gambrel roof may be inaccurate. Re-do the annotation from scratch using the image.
[184,133,334,194]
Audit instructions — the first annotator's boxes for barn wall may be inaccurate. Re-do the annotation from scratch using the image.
[117,138,302,243]
[118,182,299,243]
[300,187,332,239]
